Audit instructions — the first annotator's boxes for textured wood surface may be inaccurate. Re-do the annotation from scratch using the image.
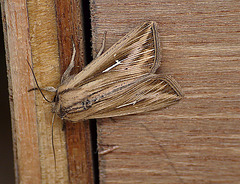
[1,1,42,183]
[54,0,94,183]
[90,0,240,183]
[3,0,95,183]
[27,0,70,182]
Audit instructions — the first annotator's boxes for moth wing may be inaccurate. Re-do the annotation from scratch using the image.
[62,21,160,90]
[88,74,183,119]
[57,21,183,121]
[62,74,183,121]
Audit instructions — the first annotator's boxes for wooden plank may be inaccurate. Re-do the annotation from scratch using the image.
[3,0,95,183]
[90,0,240,183]
[2,0,80,183]
[1,0,42,183]
[54,0,94,183]
[3,0,95,182]
[26,0,70,183]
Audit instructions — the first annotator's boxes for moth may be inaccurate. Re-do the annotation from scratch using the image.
[31,21,183,121]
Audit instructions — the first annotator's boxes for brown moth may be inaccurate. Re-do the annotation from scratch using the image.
[35,21,183,121]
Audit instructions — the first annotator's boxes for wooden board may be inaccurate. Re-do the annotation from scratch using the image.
[2,0,94,183]
[2,0,69,183]
[90,0,240,183]
[54,0,94,183]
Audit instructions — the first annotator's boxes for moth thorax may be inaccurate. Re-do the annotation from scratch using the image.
[82,99,93,110]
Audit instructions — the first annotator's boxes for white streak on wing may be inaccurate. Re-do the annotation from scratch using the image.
[102,52,154,73]
[116,101,137,109]
[102,60,122,73]
[102,25,154,74]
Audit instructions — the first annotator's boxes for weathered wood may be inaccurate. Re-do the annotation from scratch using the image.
[1,0,42,183]
[27,0,70,183]
[3,0,95,183]
[3,0,95,182]
[2,0,71,183]
[90,0,240,183]
[54,0,94,183]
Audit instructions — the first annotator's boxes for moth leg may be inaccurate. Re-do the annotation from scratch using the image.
[61,42,76,83]
[95,31,107,59]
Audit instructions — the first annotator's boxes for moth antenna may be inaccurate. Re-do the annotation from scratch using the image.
[51,112,57,170]
[26,60,52,103]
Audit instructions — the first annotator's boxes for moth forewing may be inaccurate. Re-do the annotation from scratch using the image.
[54,21,183,121]
[60,74,183,121]
[58,21,160,91]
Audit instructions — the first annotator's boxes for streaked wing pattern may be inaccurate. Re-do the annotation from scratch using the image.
[56,22,183,121]
[62,74,183,121]
[60,21,160,90]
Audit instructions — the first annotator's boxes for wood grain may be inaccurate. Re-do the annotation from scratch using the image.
[2,0,41,183]
[54,0,94,183]
[27,0,69,183]
[90,0,240,183]
[3,0,95,183]
[2,0,71,183]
